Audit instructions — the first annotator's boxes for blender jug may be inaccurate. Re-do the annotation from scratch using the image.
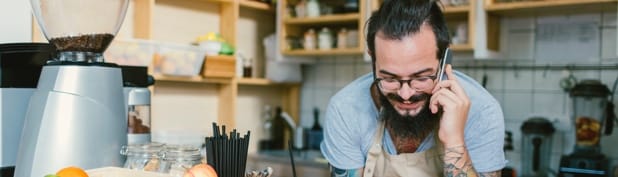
[521,117,555,177]
[558,80,612,177]
[15,0,129,176]
[570,80,611,151]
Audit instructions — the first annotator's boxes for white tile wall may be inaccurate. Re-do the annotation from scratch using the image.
[299,12,618,173]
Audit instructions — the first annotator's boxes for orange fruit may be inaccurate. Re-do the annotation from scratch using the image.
[56,166,89,177]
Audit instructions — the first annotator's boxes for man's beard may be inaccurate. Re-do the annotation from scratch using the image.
[378,91,439,140]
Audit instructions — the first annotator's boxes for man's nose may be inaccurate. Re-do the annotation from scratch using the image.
[398,83,416,101]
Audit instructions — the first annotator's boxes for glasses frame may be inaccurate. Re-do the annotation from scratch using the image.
[374,71,439,92]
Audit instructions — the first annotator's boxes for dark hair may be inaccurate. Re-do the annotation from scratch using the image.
[366,0,451,73]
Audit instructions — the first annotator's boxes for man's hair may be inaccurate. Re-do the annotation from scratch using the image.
[366,0,451,69]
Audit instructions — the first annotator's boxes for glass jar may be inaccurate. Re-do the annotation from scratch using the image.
[120,142,165,172]
[160,145,203,177]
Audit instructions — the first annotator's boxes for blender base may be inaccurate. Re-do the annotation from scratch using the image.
[558,152,609,177]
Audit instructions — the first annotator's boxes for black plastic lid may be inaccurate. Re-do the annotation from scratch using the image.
[570,80,610,97]
[521,117,555,135]
[120,65,154,87]
[0,43,55,88]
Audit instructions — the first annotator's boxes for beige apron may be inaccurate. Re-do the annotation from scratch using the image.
[363,120,444,177]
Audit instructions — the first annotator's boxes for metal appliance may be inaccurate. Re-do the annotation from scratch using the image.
[120,66,154,144]
[0,43,54,177]
[559,80,615,177]
[14,0,130,176]
[521,117,555,177]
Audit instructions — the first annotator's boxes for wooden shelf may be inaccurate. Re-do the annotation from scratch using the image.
[154,74,232,84]
[283,48,364,56]
[238,78,300,86]
[485,0,617,16]
[450,44,474,52]
[239,0,273,12]
[443,5,471,14]
[284,13,360,25]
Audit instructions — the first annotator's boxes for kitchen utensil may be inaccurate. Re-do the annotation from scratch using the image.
[122,66,154,145]
[15,0,130,176]
[521,117,555,177]
[559,80,613,177]
[559,69,577,92]
[288,140,298,177]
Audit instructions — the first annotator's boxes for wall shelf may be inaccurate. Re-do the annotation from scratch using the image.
[283,13,360,25]
[238,78,300,86]
[283,48,364,56]
[239,0,273,12]
[154,75,233,84]
[485,0,617,16]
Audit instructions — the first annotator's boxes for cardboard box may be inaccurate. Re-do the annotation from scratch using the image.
[201,55,236,78]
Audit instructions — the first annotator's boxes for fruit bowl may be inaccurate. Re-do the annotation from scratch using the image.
[87,167,173,177]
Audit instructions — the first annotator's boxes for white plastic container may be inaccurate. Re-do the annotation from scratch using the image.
[104,39,156,66]
[155,42,207,76]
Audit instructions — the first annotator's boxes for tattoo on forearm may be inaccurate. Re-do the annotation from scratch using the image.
[330,166,363,177]
[443,145,477,177]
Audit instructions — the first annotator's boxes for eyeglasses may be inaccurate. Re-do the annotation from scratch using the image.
[375,75,437,92]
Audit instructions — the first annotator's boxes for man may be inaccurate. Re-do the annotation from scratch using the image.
[320,0,506,176]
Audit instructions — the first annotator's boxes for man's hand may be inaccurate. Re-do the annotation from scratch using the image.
[429,64,471,147]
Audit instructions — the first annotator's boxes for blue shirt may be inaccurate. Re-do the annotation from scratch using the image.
[320,71,507,173]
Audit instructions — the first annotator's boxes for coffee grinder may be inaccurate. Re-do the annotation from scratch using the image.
[558,80,615,177]
[0,43,54,177]
[14,0,130,176]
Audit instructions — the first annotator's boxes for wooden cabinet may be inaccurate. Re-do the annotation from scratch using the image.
[130,0,299,128]
[482,0,618,53]
[278,0,368,56]
[368,0,477,52]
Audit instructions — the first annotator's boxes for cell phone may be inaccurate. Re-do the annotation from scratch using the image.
[437,48,452,81]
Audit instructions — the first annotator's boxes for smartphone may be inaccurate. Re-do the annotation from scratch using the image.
[437,48,452,81]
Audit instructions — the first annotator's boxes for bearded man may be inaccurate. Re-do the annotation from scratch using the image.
[320,0,506,176]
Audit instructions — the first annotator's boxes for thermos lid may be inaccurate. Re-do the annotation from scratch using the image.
[521,117,555,135]
[120,65,154,87]
[570,80,610,97]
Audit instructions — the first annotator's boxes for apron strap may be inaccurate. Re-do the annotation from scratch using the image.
[364,119,386,176]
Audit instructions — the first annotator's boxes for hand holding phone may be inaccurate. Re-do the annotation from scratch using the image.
[437,48,452,81]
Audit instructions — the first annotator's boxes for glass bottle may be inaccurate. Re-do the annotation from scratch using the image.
[318,27,333,50]
[306,0,320,18]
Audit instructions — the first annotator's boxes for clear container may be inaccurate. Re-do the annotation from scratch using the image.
[160,145,203,177]
[154,42,207,76]
[104,39,156,66]
[30,0,129,62]
[120,142,166,172]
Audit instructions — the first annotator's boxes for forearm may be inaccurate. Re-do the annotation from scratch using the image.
[443,145,501,177]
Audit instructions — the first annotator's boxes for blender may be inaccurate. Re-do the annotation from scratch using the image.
[558,80,614,177]
[520,117,555,177]
[14,0,129,176]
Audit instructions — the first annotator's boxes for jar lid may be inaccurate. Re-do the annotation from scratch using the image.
[162,145,202,160]
[521,117,555,135]
[121,142,165,157]
[570,80,610,97]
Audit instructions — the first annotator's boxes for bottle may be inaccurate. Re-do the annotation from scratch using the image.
[262,105,273,141]
[306,0,320,18]
[271,107,286,150]
[337,28,348,49]
[308,107,323,150]
[304,29,317,50]
[318,27,333,50]
[242,57,252,78]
